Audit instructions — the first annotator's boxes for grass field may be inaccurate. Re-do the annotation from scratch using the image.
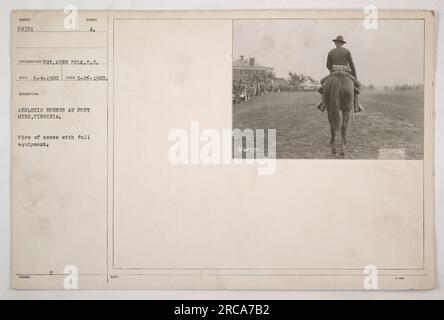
[233,90,424,159]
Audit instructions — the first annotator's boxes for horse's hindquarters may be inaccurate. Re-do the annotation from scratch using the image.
[323,74,354,157]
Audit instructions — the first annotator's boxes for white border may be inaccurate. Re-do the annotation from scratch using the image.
[1,0,443,299]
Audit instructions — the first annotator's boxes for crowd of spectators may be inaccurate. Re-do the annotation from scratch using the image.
[232,80,299,105]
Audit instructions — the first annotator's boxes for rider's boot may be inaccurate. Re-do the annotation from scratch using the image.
[353,93,364,112]
[316,99,326,112]
[316,87,326,112]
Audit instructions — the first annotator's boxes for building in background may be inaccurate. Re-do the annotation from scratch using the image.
[272,78,288,86]
[232,55,274,81]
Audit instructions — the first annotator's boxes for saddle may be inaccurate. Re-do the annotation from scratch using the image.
[320,69,361,92]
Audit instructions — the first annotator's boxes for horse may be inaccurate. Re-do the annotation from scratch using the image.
[323,72,354,157]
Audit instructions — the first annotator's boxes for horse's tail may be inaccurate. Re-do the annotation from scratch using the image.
[329,77,342,133]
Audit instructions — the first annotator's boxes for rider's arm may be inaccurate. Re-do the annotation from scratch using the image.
[326,52,333,71]
[347,51,357,78]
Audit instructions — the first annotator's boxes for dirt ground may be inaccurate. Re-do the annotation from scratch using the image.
[233,90,424,159]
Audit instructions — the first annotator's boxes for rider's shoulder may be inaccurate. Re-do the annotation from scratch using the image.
[329,47,350,54]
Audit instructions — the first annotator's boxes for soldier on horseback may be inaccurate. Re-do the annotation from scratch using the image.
[316,35,364,113]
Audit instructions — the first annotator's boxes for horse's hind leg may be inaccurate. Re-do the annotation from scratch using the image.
[340,110,350,157]
[327,112,335,147]
[330,126,335,147]
[329,126,336,155]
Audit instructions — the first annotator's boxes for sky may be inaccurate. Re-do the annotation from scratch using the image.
[233,19,424,87]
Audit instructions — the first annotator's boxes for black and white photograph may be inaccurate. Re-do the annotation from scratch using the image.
[2,2,441,302]
[232,19,424,159]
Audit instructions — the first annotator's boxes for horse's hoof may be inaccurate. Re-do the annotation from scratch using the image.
[339,146,346,157]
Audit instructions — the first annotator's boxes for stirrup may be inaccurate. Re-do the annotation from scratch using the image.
[354,104,364,113]
[317,102,326,112]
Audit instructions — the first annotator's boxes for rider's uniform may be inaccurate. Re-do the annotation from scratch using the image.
[326,47,357,79]
[317,46,363,112]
